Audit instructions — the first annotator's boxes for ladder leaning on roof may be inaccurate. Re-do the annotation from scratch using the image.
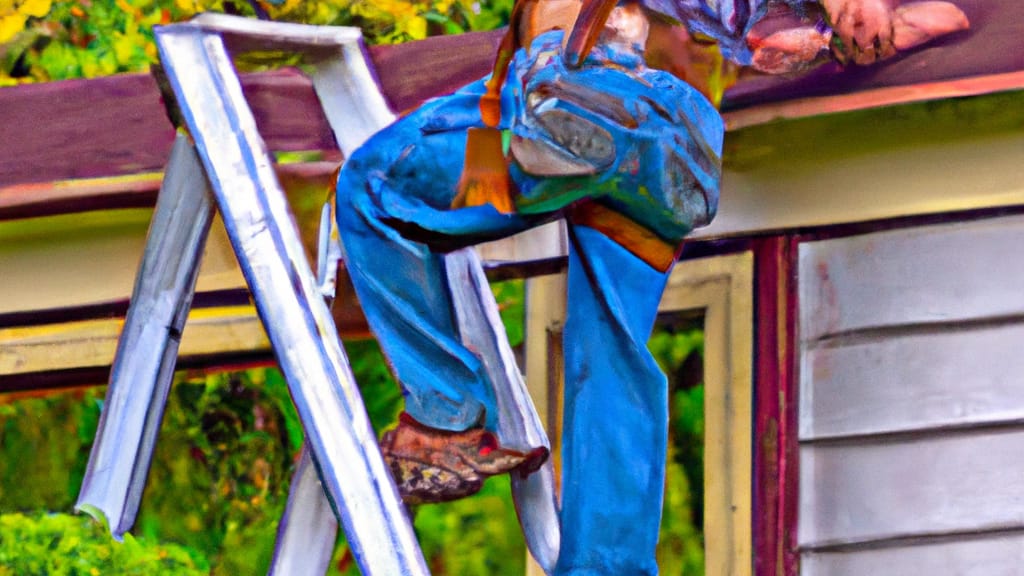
[74,13,559,576]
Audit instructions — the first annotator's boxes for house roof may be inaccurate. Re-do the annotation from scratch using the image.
[1,2,1021,195]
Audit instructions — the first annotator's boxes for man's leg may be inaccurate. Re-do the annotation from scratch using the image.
[336,155,535,432]
[335,127,551,502]
[556,223,672,575]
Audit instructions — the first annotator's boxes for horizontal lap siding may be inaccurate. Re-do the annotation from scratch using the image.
[799,215,1024,342]
[800,323,1024,439]
[802,532,1024,576]
[799,430,1024,547]
[797,215,1024,568]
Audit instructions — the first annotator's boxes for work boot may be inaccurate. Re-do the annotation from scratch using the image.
[381,412,549,504]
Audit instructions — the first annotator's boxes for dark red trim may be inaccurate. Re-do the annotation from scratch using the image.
[368,29,502,113]
[752,235,800,576]
[2,0,1019,192]
[678,237,752,262]
[723,0,1022,110]
[792,204,1024,245]
[0,32,502,191]
[781,235,800,576]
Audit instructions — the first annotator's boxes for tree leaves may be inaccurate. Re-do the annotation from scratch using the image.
[0,512,209,575]
[0,0,53,44]
[0,0,513,85]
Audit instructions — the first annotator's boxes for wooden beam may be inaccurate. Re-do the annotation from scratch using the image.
[753,235,800,576]
[0,31,501,190]
[0,164,324,222]
[722,0,1024,110]
[368,29,501,113]
[0,173,162,221]
[1,0,1021,191]
[0,305,270,380]
[723,71,1024,130]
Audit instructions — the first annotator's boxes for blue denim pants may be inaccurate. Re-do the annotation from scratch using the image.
[336,32,722,574]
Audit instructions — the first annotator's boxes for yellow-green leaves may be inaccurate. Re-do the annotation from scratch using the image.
[1,0,511,85]
[0,0,53,43]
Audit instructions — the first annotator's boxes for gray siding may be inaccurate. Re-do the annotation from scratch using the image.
[801,324,1024,439]
[799,216,1024,342]
[797,215,1024,574]
[802,533,1024,576]
[800,430,1024,547]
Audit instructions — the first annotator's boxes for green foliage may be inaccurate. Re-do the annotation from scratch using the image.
[323,474,525,575]
[343,338,405,436]
[133,370,297,573]
[0,0,513,85]
[650,325,706,574]
[2,0,177,84]
[491,278,525,347]
[0,365,356,574]
[0,388,97,511]
[0,512,208,575]
[658,445,706,575]
[649,325,704,376]
[0,338,518,575]
[1,286,706,574]
[413,475,525,575]
[0,0,51,44]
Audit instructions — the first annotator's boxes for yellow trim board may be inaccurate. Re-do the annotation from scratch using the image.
[0,208,247,316]
[663,251,754,576]
[0,305,270,377]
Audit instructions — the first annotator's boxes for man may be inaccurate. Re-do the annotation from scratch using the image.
[335,0,966,573]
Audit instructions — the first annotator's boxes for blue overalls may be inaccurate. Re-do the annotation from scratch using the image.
[336,29,723,575]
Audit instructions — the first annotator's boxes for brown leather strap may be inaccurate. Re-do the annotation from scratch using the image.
[569,201,680,272]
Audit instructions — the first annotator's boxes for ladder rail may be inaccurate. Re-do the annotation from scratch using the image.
[445,249,561,571]
[153,25,429,575]
[306,23,562,570]
[76,13,559,575]
[75,133,214,538]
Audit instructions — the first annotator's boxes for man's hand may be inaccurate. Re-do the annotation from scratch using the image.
[891,1,970,52]
[822,0,969,66]
[822,0,897,65]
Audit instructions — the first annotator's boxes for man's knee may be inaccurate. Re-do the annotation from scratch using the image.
[334,154,385,238]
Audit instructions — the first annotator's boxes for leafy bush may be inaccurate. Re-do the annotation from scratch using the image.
[0,337,525,575]
[651,325,707,574]
[0,281,705,574]
[413,475,525,575]
[0,512,208,575]
[0,0,513,85]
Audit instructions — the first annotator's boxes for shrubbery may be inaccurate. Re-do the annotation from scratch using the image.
[0,0,512,85]
[0,324,705,574]
[0,512,208,575]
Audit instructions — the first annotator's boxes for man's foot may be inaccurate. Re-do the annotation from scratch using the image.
[380,412,549,504]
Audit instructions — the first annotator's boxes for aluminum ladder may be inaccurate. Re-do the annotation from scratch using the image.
[75,13,559,575]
